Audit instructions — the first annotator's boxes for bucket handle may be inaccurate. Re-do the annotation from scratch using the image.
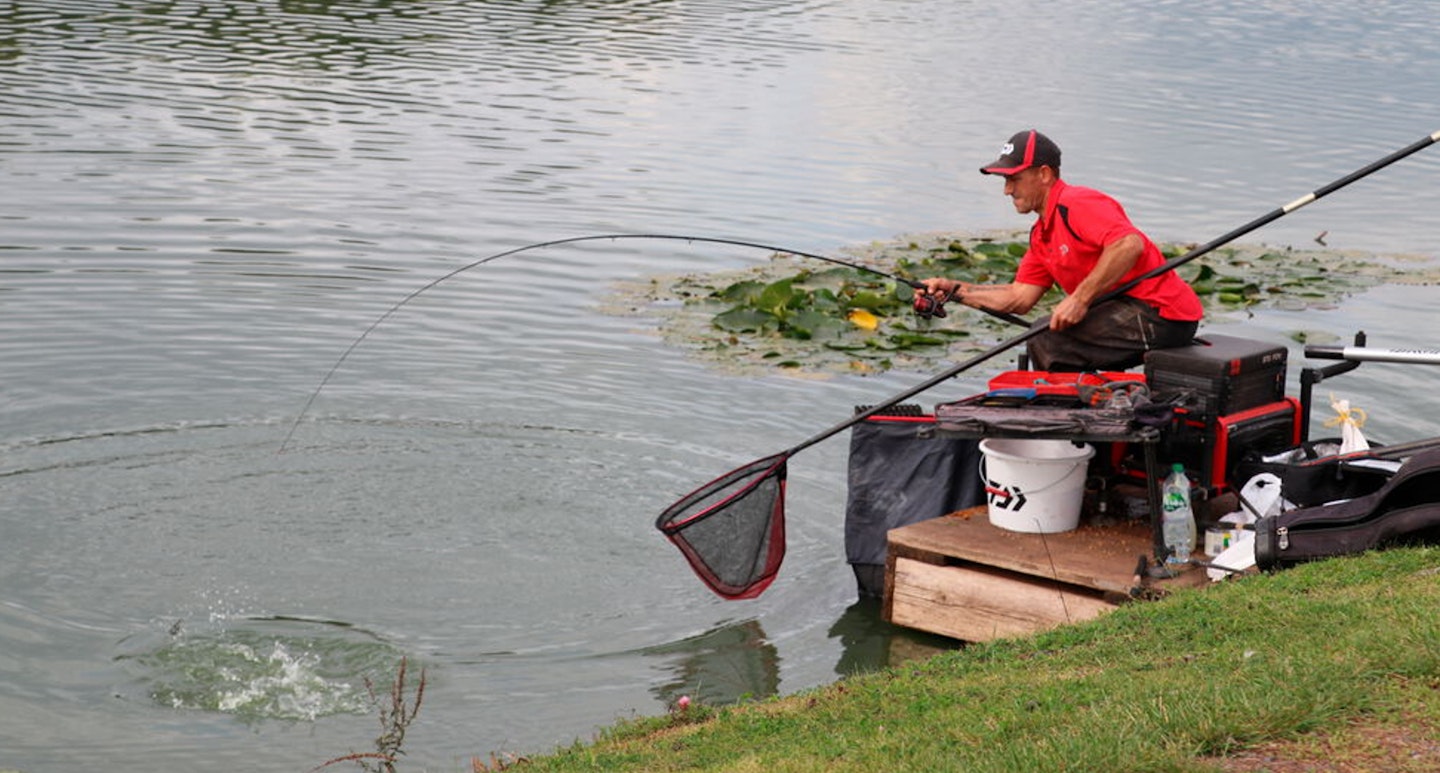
[979,449,1090,498]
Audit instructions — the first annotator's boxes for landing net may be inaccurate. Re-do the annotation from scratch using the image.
[655,452,788,600]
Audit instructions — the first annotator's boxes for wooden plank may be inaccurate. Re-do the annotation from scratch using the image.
[888,557,1117,642]
[888,508,1151,594]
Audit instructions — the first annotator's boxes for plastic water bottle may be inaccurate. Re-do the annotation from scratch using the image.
[1161,463,1197,565]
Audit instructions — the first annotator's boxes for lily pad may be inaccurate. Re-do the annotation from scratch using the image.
[603,231,1440,377]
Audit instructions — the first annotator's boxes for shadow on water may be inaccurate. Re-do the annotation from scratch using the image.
[644,600,959,708]
[644,619,780,708]
[826,597,959,678]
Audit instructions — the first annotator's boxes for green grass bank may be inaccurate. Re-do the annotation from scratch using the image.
[515,547,1440,772]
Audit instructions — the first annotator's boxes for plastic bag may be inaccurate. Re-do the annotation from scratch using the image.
[1326,394,1369,455]
[1206,473,1291,582]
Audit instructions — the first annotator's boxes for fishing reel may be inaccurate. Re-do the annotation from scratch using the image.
[911,286,954,319]
[912,293,946,319]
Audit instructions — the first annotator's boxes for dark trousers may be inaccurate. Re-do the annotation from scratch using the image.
[1026,297,1198,372]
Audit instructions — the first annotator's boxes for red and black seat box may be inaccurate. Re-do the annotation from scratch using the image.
[1144,335,1287,419]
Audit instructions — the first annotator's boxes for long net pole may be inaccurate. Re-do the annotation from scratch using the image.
[783,128,1440,458]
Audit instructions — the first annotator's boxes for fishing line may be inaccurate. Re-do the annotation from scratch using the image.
[278,232,1015,452]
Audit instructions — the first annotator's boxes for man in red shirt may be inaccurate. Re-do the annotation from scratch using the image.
[921,130,1202,372]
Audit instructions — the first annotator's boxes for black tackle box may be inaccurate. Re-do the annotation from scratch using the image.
[1144,334,1288,419]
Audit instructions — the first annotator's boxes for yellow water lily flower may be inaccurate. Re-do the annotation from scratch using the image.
[847,309,879,330]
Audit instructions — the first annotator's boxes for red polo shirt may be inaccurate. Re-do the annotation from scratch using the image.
[1015,179,1203,322]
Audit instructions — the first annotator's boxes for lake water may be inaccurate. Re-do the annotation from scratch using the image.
[3,1,1439,770]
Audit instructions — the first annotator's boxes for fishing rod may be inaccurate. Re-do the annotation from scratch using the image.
[278,233,1026,452]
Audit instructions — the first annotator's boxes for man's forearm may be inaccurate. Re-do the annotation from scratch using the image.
[1071,233,1144,306]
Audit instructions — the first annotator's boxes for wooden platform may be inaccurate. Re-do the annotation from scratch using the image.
[883,507,1207,642]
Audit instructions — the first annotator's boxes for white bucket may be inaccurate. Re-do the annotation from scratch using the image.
[979,438,1095,533]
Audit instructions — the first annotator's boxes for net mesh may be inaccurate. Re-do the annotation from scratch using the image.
[655,452,788,600]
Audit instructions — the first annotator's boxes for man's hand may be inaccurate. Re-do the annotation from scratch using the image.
[918,277,962,299]
[913,278,960,318]
[1049,295,1090,330]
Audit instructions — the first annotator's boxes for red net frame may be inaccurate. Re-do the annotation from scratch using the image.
[655,452,788,600]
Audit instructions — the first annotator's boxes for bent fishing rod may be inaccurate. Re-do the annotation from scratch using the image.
[278,233,1026,452]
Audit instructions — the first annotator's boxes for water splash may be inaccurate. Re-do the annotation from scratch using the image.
[121,617,408,723]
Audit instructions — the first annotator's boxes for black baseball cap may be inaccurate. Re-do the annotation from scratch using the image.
[980,129,1062,175]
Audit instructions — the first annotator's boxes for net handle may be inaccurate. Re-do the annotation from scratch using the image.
[784,127,1440,458]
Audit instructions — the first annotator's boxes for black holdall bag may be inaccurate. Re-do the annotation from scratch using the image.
[1254,446,1440,570]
